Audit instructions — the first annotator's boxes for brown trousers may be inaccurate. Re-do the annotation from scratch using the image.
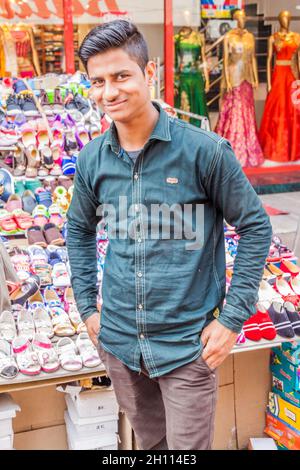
[98,344,218,450]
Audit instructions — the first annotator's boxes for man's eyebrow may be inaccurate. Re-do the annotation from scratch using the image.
[89,70,131,81]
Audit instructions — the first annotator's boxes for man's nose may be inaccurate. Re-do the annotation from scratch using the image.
[103,81,119,101]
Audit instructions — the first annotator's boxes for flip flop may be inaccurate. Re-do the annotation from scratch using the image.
[0,209,18,234]
[43,222,64,246]
[12,209,33,230]
[27,225,47,248]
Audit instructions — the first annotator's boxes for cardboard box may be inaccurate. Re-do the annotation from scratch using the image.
[14,425,68,450]
[248,437,277,450]
[270,349,300,391]
[65,408,118,437]
[234,348,271,449]
[268,392,300,431]
[212,384,237,450]
[272,372,300,408]
[265,412,300,451]
[58,385,119,418]
[12,386,65,433]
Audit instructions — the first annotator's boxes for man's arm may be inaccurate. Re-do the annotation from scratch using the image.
[66,150,101,344]
[201,138,272,368]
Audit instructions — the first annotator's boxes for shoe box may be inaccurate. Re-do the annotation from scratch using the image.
[57,385,119,450]
[265,411,300,451]
[268,392,300,432]
[65,410,118,450]
[270,348,300,391]
[272,370,300,408]
[57,385,119,418]
[0,393,20,450]
[65,397,118,436]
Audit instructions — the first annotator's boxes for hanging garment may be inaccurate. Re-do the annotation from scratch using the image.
[174,30,208,126]
[0,242,18,313]
[10,27,35,78]
[259,32,300,162]
[0,25,18,77]
[215,29,264,167]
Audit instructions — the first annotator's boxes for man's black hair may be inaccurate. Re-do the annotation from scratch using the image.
[79,20,149,72]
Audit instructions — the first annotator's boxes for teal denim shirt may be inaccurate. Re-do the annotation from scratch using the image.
[67,103,272,378]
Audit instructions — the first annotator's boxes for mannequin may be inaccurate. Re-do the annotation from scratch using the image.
[259,11,300,162]
[215,9,264,167]
[174,26,209,126]
[0,23,41,77]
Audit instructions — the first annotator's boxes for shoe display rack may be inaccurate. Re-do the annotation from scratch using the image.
[34,25,80,75]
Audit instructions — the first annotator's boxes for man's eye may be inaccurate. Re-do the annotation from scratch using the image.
[118,74,129,80]
[92,80,104,87]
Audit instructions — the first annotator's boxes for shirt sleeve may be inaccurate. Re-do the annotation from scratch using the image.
[205,138,273,333]
[66,148,101,322]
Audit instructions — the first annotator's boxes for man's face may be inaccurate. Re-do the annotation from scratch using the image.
[87,48,155,123]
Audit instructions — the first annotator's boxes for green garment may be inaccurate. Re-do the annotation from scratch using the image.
[174,31,209,125]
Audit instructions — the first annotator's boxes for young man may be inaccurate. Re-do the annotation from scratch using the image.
[67,20,272,450]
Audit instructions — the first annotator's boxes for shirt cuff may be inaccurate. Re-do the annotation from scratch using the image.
[217,303,252,334]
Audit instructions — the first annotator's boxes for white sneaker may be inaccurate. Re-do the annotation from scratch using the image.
[76,332,101,368]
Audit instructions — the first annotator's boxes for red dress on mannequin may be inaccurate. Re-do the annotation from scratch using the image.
[259,32,300,162]
[10,29,35,78]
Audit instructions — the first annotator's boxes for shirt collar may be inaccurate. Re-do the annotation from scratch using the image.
[104,101,171,155]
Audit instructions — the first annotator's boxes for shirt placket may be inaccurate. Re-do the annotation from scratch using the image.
[132,152,157,376]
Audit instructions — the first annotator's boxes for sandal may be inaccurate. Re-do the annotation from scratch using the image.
[21,189,37,214]
[32,205,49,228]
[52,262,70,288]
[32,308,54,339]
[0,209,18,234]
[16,308,35,341]
[31,262,52,286]
[48,204,64,228]
[0,311,17,342]
[76,332,101,368]
[35,188,52,208]
[32,334,59,373]
[12,336,41,376]
[64,287,86,334]
[43,222,64,246]
[12,209,33,230]
[49,307,76,337]
[56,337,82,371]
[5,194,22,213]
[27,225,47,247]
[0,339,18,379]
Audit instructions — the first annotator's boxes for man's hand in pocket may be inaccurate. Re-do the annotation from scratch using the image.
[84,312,101,346]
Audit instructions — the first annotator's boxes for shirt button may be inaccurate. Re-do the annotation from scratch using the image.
[137,272,143,278]
[140,333,145,340]
[137,238,142,243]
[134,173,139,180]
[135,204,139,212]
[138,304,143,310]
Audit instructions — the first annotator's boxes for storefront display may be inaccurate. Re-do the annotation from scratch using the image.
[215,9,264,168]
[174,26,209,125]
[259,10,300,163]
[0,24,41,77]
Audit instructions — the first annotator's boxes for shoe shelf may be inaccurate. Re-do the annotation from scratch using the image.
[34,25,79,75]
[0,363,106,394]
[232,334,300,354]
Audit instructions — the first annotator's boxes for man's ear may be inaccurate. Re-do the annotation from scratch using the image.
[145,61,157,86]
